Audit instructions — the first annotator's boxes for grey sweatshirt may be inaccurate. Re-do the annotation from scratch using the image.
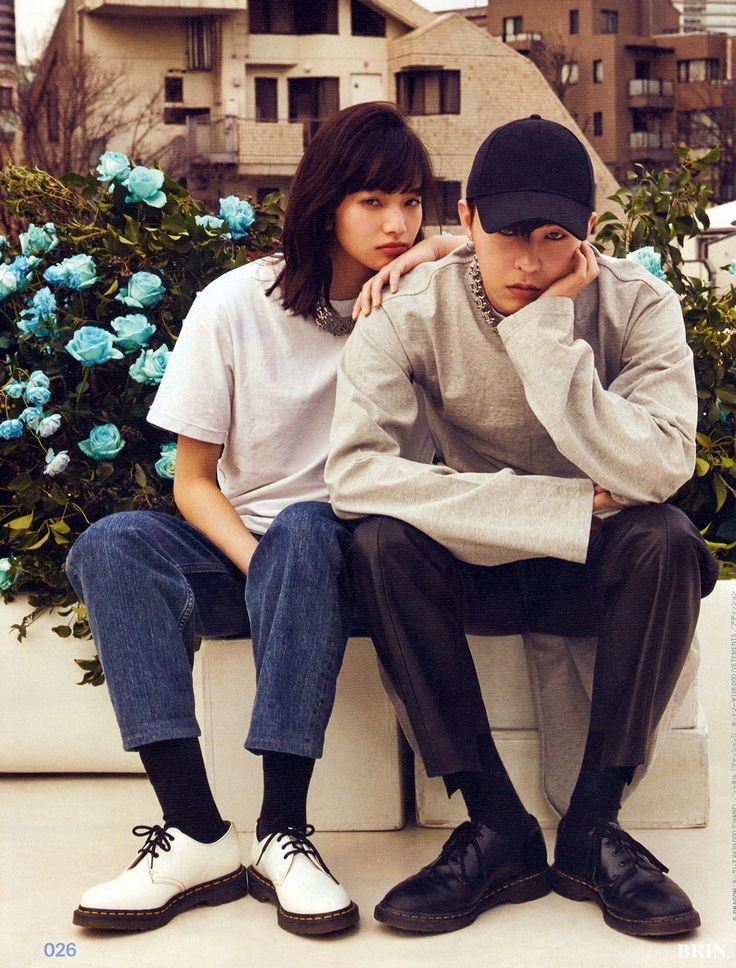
[326,247,697,567]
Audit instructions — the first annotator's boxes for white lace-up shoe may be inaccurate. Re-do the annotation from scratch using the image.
[73,823,248,931]
[248,825,359,935]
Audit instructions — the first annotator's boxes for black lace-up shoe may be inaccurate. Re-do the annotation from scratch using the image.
[551,818,700,936]
[374,814,550,933]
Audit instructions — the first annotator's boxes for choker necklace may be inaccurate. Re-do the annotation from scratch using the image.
[314,297,356,337]
[468,256,504,334]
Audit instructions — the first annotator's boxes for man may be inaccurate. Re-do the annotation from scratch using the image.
[325,115,719,937]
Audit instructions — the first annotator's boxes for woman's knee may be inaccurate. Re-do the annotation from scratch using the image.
[66,511,160,589]
[264,501,352,556]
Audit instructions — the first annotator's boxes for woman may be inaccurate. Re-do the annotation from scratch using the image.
[66,102,459,937]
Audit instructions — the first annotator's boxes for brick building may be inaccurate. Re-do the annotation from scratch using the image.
[0,0,18,163]
[28,0,617,218]
[485,0,735,199]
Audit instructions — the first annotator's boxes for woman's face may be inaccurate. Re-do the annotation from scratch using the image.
[329,188,423,297]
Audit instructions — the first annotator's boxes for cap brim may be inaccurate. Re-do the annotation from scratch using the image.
[474,191,592,239]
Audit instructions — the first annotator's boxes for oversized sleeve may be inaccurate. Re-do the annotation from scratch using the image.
[497,286,697,506]
[326,309,594,567]
[147,289,234,444]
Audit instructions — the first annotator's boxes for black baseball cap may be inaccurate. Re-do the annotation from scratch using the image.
[466,115,596,239]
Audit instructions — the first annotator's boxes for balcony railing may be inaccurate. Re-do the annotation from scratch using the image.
[187,115,238,165]
[629,131,673,150]
[502,31,543,43]
[628,79,673,97]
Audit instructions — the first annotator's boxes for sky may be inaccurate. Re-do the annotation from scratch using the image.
[13,0,488,63]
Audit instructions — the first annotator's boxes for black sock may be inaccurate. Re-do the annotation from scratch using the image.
[138,737,228,844]
[256,751,315,840]
[563,731,633,831]
[446,734,530,843]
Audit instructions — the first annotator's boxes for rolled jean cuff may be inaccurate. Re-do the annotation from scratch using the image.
[123,718,201,752]
[244,731,324,760]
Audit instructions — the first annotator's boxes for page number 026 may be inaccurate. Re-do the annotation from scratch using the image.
[43,943,77,957]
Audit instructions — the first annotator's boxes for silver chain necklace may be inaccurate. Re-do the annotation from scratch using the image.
[468,256,504,333]
[313,297,356,337]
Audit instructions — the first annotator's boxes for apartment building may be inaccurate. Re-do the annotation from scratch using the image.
[672,1,736,34]
[0,0,18,164]
[30,0,617,218]
[486,0,735,199]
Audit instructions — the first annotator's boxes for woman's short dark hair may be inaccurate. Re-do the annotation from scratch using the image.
[269,101,437,318]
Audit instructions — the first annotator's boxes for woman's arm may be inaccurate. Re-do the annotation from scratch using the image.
[352,235,464,319]
[173,434,259,575]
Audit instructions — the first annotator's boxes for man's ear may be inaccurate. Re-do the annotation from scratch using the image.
[458,199,473,241]
[587,211,598,236]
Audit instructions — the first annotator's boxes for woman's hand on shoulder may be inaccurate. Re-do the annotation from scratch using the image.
[352,234,464,320]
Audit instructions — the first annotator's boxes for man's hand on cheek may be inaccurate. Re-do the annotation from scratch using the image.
[540,242,600,302]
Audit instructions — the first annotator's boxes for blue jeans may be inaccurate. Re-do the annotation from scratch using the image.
[65,501,357,758]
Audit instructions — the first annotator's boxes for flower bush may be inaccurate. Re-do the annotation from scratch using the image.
[595,146,736,575]
[0,154,283,654]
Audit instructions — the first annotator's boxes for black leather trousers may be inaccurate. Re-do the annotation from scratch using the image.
[347,504,719,776]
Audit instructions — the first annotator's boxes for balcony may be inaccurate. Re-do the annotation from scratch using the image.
[187,115,238,166]
[236,120,305,175]
[502,32,543,44]
[628,78,674,111]
[628,130,675,160]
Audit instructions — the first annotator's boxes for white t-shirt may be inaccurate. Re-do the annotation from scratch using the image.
[147,257,431,533]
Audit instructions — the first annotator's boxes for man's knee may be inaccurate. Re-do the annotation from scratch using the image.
[66,512,156,590]
[349,516,439,576]
[263,501,352,561]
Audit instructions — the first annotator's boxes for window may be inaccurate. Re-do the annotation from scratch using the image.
[249,0,337,35]
[561,61,579,85]
[600,9,619,34]
[163,106,210,125]
[0,85,12,109]
[351,0,386,37]
[593,111,603,136]
[593,59,603,83]
[187,17,218,71]
[569,9,579,34]
[396,70,460,116]
[677,58,720,82]
[46,86,58,143]
[676,110,718,147]
[165,77,183,102]
[255,77,278,122]
[502,15,523,40]
[288,77,339,144]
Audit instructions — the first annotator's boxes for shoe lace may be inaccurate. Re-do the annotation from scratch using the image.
[256,824,339,884]
[599,823,669,873]
[436,821,489,886]
[132,824,176,863]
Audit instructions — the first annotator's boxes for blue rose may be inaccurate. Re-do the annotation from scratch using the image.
[129,344,171,385]
[124,166,167,208]
[116,271,166,309]
[0,262,27,301]
[4,379,27,399]
[19,222,59,259]
[38,414,62,438]
[155,442,177,479]
[19,407,44,430]
[218,195,255,241]
[24,385,51,407]
[0,418,24,439]
[195,214,225,230]
[97,151,132,185]
[43,448,70,476]
[728,260,736,277]
[43,253,97,291]
[0,557,16,591]
[27,288,57,319]
[65,326,124,367]
[626,246,667,283]
[78,423,125,461]
[18,288,58,338]
[28,371,50,388]
[111,313,157,353]
[17,315,52,339]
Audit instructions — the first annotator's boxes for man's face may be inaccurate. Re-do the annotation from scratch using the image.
[459,202,597,315]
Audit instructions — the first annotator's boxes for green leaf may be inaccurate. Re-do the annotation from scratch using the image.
[713,474,728,511]
[51,624,72,637]
[695,458,710,477]
[134,463,147,487]
[4,511,34,530]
